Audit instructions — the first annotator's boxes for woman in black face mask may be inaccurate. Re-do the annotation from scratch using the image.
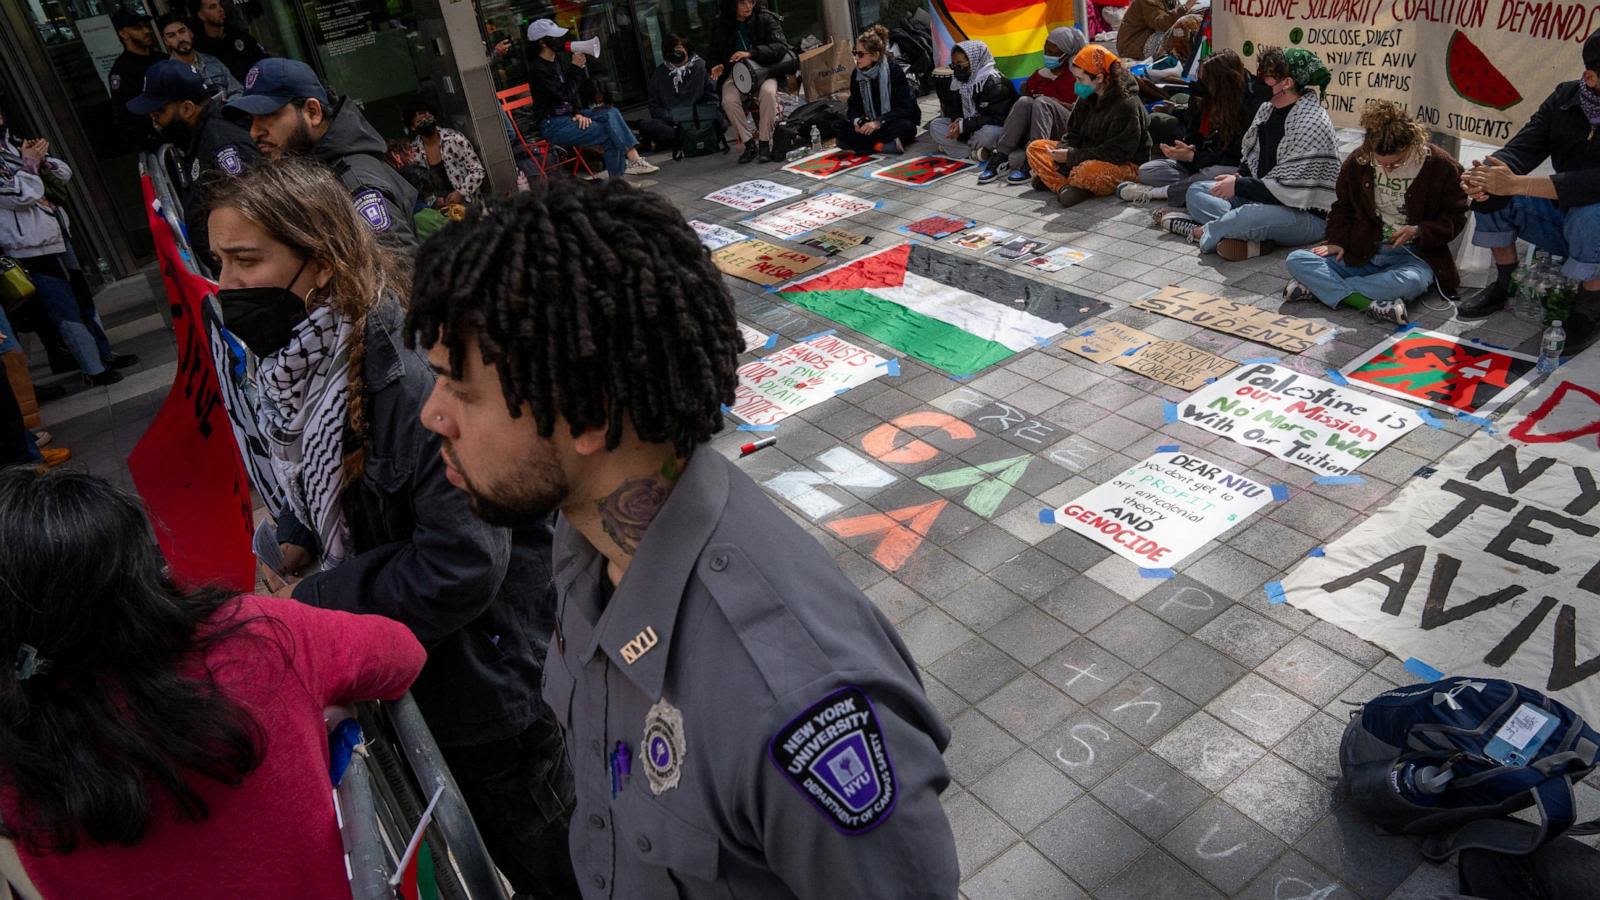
[403,98,486,207]
[639,33,720,155]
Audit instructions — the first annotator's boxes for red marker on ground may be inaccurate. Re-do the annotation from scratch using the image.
[740,436,778,456]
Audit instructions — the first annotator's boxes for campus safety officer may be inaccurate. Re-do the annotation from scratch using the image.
[407,180,960,899]
[226,58,417,248]
[189,0,270,83]
[126,59,261,262]
[108,7,161,149]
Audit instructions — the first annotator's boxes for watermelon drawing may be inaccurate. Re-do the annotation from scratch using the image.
[1446,30,1522,111]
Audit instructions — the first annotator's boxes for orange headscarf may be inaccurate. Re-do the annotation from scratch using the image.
[1072,44,1119,77]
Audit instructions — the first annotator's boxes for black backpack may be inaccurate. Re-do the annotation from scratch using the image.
[786,99,846,133]
[886,13,935,87]
[670,102,726,160]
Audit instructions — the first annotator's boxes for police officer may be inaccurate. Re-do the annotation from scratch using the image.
[188,0,269,83]
[407,181,961,899]
[226,59,417,248]
[108,7,161,149]
[125,59,260,263]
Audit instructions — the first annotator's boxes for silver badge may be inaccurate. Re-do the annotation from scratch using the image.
[642,698,685,796]
[190,158,201,181]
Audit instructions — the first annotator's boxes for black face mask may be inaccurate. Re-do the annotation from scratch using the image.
[952,64,971,81]
[414,118,438,136]
[669,48,687,63]
[217,260,310,358]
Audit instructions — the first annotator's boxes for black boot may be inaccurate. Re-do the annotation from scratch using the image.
[1456,262,1517,320]
[1562,287,1600,353]
[737,142,758,164]
[756,140,775,163]
[1056,186,1094,208]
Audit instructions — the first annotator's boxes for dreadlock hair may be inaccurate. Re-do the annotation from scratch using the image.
[1355,100,1431,165]
[203,157,412,480]
[406,179,740,456]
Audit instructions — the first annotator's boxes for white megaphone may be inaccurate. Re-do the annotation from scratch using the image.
[566,37,601,59]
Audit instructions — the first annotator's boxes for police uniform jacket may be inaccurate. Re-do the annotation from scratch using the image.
[110,48,161,149]
[182,99,260,262]
[308,99,418,248]
[544,449,960,898]
[192,23,268,82]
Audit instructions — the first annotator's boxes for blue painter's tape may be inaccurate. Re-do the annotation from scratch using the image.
[949,373,974,381]
[1416,408,1447,429]
[1038,508,1056,524]
[833,388,850,395]
[1265,581,1288,605]
[1395,322,1419,333]
[877,358,901,376]
[1033,335,1054,347]
[799,329,837,343]
[1469,337,1508,350]
[1157,443,1181,453]
[720,404,732,414]
[1140,567,1176,579]
[1204,377,1218,384]
[1315,475,1366,485]
[1240,356,1280,364]
[762,332,780,349]
[1308,547,1325,557]
[1404,657,1445,681]
[736,424,777,432]
[1079,328,1096,337]
[1163,400,1178,423]
[1458,412,1494,430]
[1270,483,1290,502]
[1324,368,1349,385]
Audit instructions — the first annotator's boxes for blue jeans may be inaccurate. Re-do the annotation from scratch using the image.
[27,272,106,376]
[1472,197,1600,283]
[540,107,637,176]
[1285,245,1436,307]
[0,306,43,462]
[928,117,1004,158]
[1186,181,1327,253]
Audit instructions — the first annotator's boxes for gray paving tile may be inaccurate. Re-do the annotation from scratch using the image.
[1228,518,1324,570]
[1276,712,1348,785]
[1384,861,1459,900]
[1221,753,1339,843]
[1150,712,1268,791]
[1038,637,1135,704]
[930,637,1029,703]
[1144,637,1249,706]
[1083,554,1161,601]
[1234,851,1352,900]
[1093,847,1225,900]
[962,842,1088,900]
[1034,710,1140,788]
[947,523,1030,572]
[985,605,1077,667]
[1087,606,1186,668]
[924,673,971,723]
[1305,619,1389,668]
[896,547,985,602]
[945,789,1021,877]
[896,606,975,664]
[1088,673,1199,745]
[1090,752,1211,841]
[939,576,1029,632]
[1029,796,1151,890]
[1296,805,1425,899]
[990,547,1076,600]
[1037,527,1115,571]
[1259,636,1367,707]
[1207,673,1319,745]
[1137,575,1236,634]
[1182,546,1280,603]
[1160,798,1286,895]
[945,709,1025,786]
[1195,605,1298,668]
[1324,670,1401,717]
[1039,575,1128,632]
[972,749,1084,832]
[977,672,1083,744]
[865,577,928,624]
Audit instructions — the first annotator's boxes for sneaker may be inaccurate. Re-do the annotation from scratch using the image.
[1116,182,1156,204]
[1057,185,1093,208]
[104,353,140,369]
[31,430,51,448]
[976,158,1005,185]
[1005,168,1031,185]
[883,138,904,155]
[39,447,71,469]
[1283,279,1316,304]
[1149,206,1174,227]
[86,369,123,386]
[1365,297,1410,326]
[624,157,660,176]
[1217,238,1263,261]
[1160,211,1200,242]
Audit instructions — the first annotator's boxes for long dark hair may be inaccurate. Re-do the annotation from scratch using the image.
[1200,50,1249,148]
[0,468,265,854]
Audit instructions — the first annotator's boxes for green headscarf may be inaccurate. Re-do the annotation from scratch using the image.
[1283,48,1331,97]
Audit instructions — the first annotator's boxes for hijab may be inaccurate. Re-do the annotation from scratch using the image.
[855,54,892,120]
[953,40,1002,119]
[1046,26,1086,64]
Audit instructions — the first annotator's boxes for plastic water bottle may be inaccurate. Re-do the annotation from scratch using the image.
[809,125,821,149]
[1395,762,1450,805]
[784,144,808,162]
[1537,320,1566,375]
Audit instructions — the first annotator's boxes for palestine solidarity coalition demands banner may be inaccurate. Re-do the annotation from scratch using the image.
[1282,346,1600,719]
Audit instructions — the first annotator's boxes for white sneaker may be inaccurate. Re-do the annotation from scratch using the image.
[1365,298,1410,326]
[1116,182,1156,204]
[625,157,660,176]
[1283,280,1316,303]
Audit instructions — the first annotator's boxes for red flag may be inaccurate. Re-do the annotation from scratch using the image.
[127,175,255,591]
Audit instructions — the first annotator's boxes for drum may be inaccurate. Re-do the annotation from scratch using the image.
[731,58,768,94]
[930,66,960,119]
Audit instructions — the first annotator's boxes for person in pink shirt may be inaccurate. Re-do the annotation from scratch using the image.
[0,467,425,900]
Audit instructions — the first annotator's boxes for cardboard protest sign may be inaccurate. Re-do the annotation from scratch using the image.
[1052,451,1273,567]
[1134,285,1338,353]
[899,215,977,240]
[690,220,750,251]
[1121,340,1240,391]
[952,226,1012,251]
[1025,248,1091,272]
[990,237,1055,261]
[738,321,777,353]
[728,334,888,426]
[704,179,803,211]
[867,154,977,186]
[800,228,872,256]
[1342,329,1541,417]
[1061,322,1157,364]
[712,240,827,286]
[744,192,878,240]
[1282,348,1600,719]
[782,147,879,180]
[1176,362,1422,475]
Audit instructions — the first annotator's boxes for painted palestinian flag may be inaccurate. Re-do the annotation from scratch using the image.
[778,242,1105,375]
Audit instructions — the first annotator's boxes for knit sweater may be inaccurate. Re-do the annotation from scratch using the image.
[1324,144,1468,293]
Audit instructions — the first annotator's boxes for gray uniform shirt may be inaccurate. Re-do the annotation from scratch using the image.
[544,449,959,899]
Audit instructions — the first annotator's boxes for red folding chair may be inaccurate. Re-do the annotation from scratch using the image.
[496,83,597,181]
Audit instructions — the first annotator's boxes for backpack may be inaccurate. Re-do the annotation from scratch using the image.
[671,102,726,159]
[1340,677,1600,860]
[785,99,846,133]
[769,120,805,159]
[886,13,935,85]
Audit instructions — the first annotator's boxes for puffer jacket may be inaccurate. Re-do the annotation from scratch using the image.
[0,142,71,259]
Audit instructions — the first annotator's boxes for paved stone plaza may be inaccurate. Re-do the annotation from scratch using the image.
[26,108,1598,898]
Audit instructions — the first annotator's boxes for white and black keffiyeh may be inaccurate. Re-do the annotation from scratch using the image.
[254,304,354,570]
[1240,92,1340,212]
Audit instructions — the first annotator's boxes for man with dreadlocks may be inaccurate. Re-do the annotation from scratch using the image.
[408,179,959,898]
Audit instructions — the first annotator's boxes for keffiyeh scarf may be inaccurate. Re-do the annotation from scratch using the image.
[1241,91,1340,212]
[1580,82,1600,127]
[669,53,702,93]
[953,40,1002,119]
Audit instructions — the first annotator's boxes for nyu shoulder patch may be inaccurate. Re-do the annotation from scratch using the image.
[352,189,392,233]
[768,686,896,834]
[215,145,244,175]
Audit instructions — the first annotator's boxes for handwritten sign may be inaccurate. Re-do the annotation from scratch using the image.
[1062,323,1157,363]
[744,192,878,240]
[704,179,802,211]
[1342,329,1540,416]
[729,334,887,426]
[1053,451,1273,566]
[690,220,750,251]
[800,228,872,256]
[1177,363,1421,475]
[1133,286,1337,353]
[899,215,976,240]
[1061,324,1238,390]
[712,239,828,286]
[738,321,776,353]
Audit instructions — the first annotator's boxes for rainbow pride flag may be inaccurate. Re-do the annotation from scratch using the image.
[929,0,1077,82]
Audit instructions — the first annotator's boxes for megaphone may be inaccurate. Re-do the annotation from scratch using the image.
[566,37,601,59]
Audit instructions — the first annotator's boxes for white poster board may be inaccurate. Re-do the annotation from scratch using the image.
[704,180,802,212]
[743,192,878,240]
[728,333,887,426]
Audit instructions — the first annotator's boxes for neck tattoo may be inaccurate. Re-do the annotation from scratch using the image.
[597,468,677,556]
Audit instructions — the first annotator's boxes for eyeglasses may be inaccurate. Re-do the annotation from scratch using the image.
[852,50,868,57]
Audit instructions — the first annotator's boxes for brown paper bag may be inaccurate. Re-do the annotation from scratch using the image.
[799,41,851,100]
[3,350,39,429]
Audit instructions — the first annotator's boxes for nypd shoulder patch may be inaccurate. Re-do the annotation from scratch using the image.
[216,145,244,175]
[768,686,896,834]
[352,189,392,233]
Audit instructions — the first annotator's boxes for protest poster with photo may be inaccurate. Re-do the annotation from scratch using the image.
[1176,362,1422,475]
[952,226,1013,252]
[743,192,879,240]
[800,228,872,256]
[1282,347,1600,719]
[728,334,888,426]
[990,237,1055,261]
[704,179,803,211]
[690,220,750,251]
[1052,451,1273,567]
[1025,248,1092,272]
[782,148,880,180]
[1134,285,1338,353]
[899,215,977,240]
[711,240,828,286]
[1342,329,1541,417]
[867,155,978,186]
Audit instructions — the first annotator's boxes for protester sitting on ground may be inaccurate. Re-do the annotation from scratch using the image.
[524,19,659,179]
[641,33,719,154]
[205,157,578,898]
[1117,0,1200,60]
[831,24,920,155]
[0,467,425,899]
[156,12,241,100]
[228,58,420,247]
[1025,45,1149,208]
[1282,101,1466,327]
[1172,47,1338,261]
[929,41,1017,159]
[709,0,791,163]
[1456,27,1600,349]
[977,27,1084,185]
[1118,49,1268,212]
[404,99,485,206]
